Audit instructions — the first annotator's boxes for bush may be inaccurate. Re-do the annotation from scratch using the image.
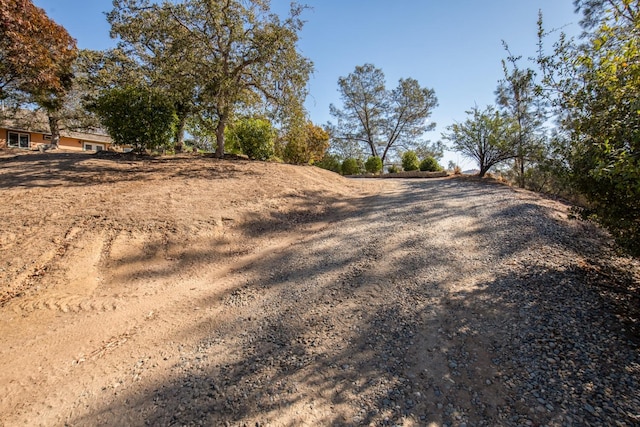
[388,164,400,173]
[401,151,419,171]
[419,156,442,172]
[282,122,330,165]
[341,158,361,175]
[365,156,383,174]
[93,85,177,153]
[229,117,275,161]
[315,154,342,173]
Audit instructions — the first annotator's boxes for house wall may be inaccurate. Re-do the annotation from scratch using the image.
[52,136,84,151]
[1,127,111,151]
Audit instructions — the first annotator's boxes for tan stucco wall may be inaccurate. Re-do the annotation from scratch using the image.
[1,128,111,151]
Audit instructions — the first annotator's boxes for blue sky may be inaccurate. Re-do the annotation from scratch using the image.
[33,0,580,168]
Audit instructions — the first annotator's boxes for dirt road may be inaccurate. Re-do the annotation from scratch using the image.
[0,153,638,426]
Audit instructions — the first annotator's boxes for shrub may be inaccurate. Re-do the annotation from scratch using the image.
[419,156,442,172]
[365,156,383,174]
[388,164,400,173]
[315,154,342,173]
[230,117,275,161]
[282,122,330,165]
[401,151,419,171]
[453,165,462,175]
[341,158,361,175]
[93,85,177,153]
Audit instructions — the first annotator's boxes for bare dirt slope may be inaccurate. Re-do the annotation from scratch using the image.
[0,151,638,426]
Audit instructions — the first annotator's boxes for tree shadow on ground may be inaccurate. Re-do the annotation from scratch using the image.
[0,152,265,189]
[63,178,639,426]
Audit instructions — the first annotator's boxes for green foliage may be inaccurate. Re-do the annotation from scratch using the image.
[572,13,640,254]
[419,156,442,172]
[443,105,515,177]
[315,154,342,174]
[496,42,545,188]
[401,151,420,171]
[329,63,438,164]
[365,156,383,174]
[537,1,640,254]
[387,164,400,173]
[341,158,362,175]
[93,85,177,153]
[227,117,276,161]
[108,0,312,158]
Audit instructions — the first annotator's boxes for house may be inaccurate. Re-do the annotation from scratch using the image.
[0,109,115,152]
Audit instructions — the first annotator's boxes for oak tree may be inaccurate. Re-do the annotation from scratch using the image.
[108,0,312,158]
[0,0,77,100]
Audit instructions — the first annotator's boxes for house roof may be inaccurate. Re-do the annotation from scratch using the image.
[0,108,112,144]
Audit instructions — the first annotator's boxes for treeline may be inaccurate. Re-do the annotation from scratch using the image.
[443,0,640,255]
[0,0,327,163]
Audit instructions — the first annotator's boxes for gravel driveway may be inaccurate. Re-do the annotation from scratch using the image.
[70,178,638,426]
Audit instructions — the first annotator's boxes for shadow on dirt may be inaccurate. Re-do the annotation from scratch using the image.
[0,152,264,188]
[62,178,639,426]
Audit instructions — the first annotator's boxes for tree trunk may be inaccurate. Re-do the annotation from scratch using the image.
[48,113,60,148]
[215,113,227,158]
[368,140,378,160]
[381,144,390,165]
[174,114,186,153]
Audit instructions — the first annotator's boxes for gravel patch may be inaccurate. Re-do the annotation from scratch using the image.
[71,178,639,426]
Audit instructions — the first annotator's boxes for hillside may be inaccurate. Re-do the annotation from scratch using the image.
[0,151,638,426]
[0,152,385,309]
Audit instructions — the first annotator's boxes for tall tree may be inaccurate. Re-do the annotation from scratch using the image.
[443,105,516,177]
[495,42,545,188]
[329,64,387,159]
[108,0,198,152]
[108,0,312,157]
[0,0,77,146]
[0,0,76,100]
[329,64,438,164]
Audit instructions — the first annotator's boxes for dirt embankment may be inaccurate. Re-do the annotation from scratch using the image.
[0,151,638,426]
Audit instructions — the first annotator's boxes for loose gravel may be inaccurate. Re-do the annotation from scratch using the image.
[72,177,639,426]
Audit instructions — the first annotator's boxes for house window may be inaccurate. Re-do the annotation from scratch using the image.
[83,142,105,152]
[43,134,52,140]
[7,131,30,149]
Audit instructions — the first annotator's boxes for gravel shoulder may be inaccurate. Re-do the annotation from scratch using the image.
[0,152,638,426]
